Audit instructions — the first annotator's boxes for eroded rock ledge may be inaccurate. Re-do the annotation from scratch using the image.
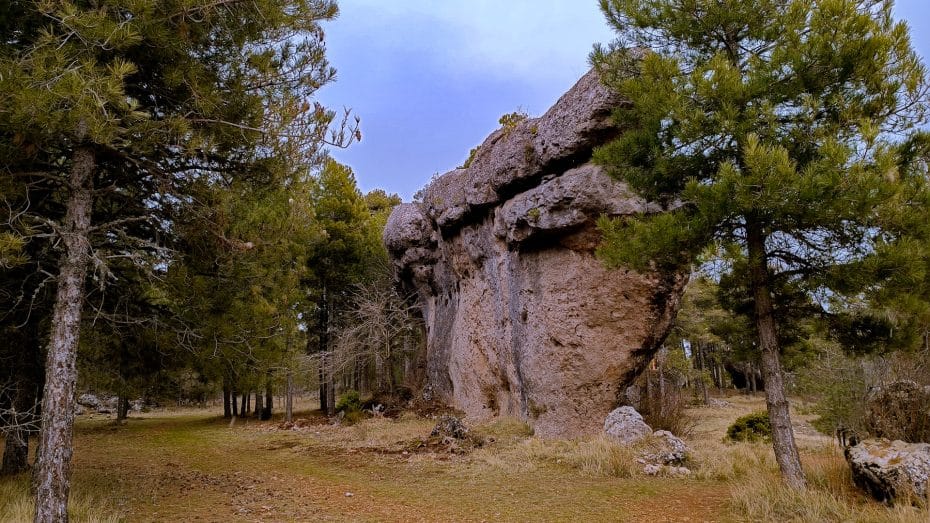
[384,69,685,437]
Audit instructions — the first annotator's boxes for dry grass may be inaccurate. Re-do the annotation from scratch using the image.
[0,473,121,522]
[3,392,927,522]
[727,450,929,522]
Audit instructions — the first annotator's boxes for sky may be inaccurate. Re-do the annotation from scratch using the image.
[317,1,930,201]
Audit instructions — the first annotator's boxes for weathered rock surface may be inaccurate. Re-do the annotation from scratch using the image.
[846,439,930,504]
[384,69,685,437]
[604,406,653,445]
[643,430,689,466]
[604,406,690,473]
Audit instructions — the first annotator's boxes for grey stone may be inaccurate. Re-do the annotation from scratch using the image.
[494,163,655,243]
[643,430,689,466]
[77,393,102,410]
[604,406,653,445]
[384,68,686,437]
[846,439,930,504]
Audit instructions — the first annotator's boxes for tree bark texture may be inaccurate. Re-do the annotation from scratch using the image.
[747,221,807,490]
[34,145,95,523]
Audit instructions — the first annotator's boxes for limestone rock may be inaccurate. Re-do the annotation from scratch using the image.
[846,439,930,504]
[604,406,653,445]
[643,430,689,466]
[77,393,103,410]
[384,68,685,437]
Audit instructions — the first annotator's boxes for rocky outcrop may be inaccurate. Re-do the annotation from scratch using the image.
[384,69,685,437]
[846,439,930,504]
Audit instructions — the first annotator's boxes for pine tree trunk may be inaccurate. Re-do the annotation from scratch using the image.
[253,392,261,417]
[223,381,231,419]
[747,221,806,490]
[116,396,129,421]
[696,343,709,405]
[231,386,239,417]
[262,383,272,420]
[285,371,293,423]
[34,144,95,523]
[318,283,328,411]
[326,353,336,417]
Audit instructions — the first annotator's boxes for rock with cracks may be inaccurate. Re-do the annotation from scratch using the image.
[604,406,690,472]
[604,406,653,445]
[846,439,930,504]
[384,69,685,437]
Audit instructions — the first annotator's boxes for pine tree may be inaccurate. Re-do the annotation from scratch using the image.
[593,0,928,488]
[305,159,372,415]
[0,1,346,519]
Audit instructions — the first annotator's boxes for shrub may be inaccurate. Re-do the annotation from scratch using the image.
[727,411,772,442]
[335,389,361,413]
[336,390,365,424]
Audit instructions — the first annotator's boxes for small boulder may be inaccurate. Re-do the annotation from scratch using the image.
[846,439,930,504]
[641,430,689,466]
[604,406,652,445]
[605,406,691,471]
[431,415,469,440]
[77,393,102,410]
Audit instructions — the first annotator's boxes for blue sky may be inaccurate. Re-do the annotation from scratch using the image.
[318,1,930,200]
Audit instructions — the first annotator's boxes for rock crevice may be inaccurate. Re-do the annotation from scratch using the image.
[384,69,685,437]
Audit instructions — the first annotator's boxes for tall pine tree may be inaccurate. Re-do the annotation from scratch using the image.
[0,1,347,519]
[592,0,928,488]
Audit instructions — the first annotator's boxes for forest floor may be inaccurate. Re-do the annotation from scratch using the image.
[2,394,928,522]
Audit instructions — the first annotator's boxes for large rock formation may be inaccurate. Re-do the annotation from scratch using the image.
[384,69,685,437]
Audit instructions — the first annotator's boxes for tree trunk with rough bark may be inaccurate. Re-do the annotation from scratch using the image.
[34,144,95,523]
[695,343,709,405]
[223,382,231,419]
[747,221,807,490]
[116,396,129,422]
[262,383,272,420]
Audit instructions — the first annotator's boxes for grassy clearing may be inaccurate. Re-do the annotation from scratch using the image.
[2,393,927,521]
